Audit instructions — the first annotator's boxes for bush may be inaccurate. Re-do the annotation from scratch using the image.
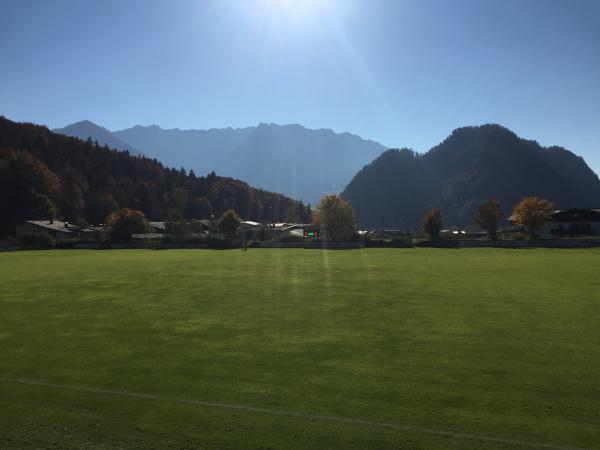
[54,240,75,249]
[206,235,226,249]
[345,232,364,243]
[390,238,413,248]
[180,234,206,244]
[19,233,55,250]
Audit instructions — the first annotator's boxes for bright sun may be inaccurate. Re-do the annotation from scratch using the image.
[263,0,331,16]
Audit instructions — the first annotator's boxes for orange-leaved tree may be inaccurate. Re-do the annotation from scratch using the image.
[511,197,555,239]
[104,208,150,242]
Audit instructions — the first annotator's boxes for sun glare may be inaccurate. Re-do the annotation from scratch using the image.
[261,0,332,19]
[266,0,321,9]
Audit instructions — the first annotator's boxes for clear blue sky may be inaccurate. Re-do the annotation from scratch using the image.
[1,0,599,173]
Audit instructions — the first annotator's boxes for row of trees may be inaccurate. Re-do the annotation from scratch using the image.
[312,195,558,243]
[104,195,556,243]
[422,196,556,239]
[104,196,359,243]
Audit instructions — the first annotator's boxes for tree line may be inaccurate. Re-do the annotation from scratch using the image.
[422,197,556,240]
[313,195,557,242]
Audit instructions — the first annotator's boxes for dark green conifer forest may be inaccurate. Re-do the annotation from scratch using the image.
[0,117,311,237]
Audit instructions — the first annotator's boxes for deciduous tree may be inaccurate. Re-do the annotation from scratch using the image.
[313,195,357,241]
[511,197,555,239]
[422,208,443,239]
[0,148,61,235]
[475,199,502,240]
[218,209,242,236]
[104,208,149,242]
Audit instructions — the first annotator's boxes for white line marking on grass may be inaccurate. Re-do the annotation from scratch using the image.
[0,377,584,450]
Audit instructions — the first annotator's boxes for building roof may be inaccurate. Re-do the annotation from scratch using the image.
[280,224,306,232]
[195,220,211,228]
[551,208,600,222]
[24,220,75,233]
[240,221,262,228]
[149,221,167,231]
[508,208,600,224]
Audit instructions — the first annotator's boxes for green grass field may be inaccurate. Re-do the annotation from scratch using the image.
[1,248,599,449]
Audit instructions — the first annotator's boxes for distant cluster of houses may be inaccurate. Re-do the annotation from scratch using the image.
[15,220,177,240]
[15,208,600,242]
[15,218,320,242]
[16,220,102,240]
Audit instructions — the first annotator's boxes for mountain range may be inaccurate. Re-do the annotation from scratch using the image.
[54,121,386,204]
[54,121,144,156]
[52,120,600,229]
[342,124,600,228]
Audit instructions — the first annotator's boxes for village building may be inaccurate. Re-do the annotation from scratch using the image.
[16,220,78,239]
[149,222,167,233]
[541,208,600,238]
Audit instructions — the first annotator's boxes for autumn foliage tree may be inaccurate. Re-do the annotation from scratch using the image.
[511,197,555,239]
[475,199,502,240]
[0,148,62,236]
[422,208,443,239]
[217,209,242,236]
[313,195,357,241]
[104,208,150,242]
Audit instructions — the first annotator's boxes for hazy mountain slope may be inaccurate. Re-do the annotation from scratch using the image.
[113,124,253,171]
[113,122,386,203]
[343,124,600,228]
[213,123,386,203]
[53,120,144,156]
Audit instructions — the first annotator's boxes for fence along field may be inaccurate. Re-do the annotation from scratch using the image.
[1,248,599,449]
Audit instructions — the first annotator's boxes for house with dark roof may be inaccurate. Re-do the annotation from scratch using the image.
[541,208,600,238]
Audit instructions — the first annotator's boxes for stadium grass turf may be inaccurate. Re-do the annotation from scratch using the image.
[1,248,599,449]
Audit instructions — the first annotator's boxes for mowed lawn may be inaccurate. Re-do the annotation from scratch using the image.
[1,249,599,449]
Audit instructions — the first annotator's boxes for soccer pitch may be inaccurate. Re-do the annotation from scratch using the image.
[1,248,599,449]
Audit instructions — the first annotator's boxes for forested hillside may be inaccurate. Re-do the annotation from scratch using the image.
[343,124,600,228]
[0,117,310,236]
